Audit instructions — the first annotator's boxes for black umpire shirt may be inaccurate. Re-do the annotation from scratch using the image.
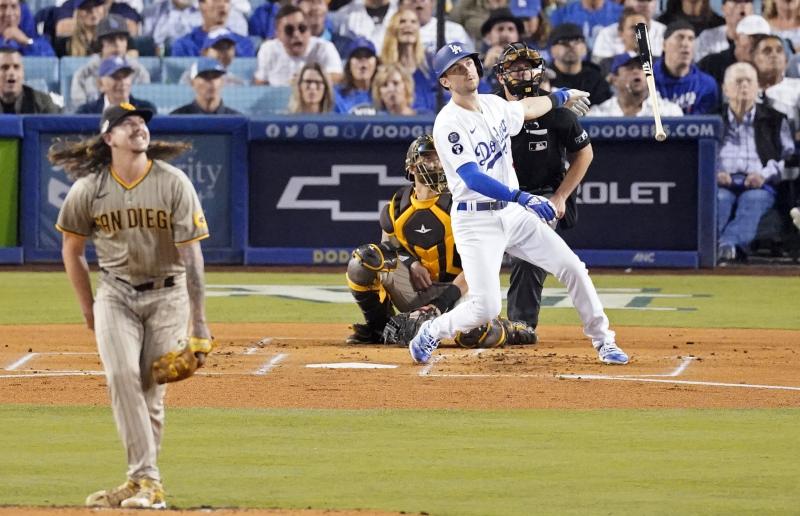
[498,89,591,228]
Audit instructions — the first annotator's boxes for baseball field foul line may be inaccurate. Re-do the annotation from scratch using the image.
[4,352,37,371]
[254,353,289,376]
[557,375,800,391]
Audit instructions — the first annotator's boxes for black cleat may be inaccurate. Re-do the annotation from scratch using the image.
[346,323,384,344]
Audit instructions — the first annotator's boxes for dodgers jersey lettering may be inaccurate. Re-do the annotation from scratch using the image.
[433,94,525,202]
[56,159,209,284]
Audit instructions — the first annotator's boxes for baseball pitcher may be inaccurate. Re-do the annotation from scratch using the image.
[51,103,213,509]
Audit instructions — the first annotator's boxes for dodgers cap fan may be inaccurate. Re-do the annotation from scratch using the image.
[433,42,483,79]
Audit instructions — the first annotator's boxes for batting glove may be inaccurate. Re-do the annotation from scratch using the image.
[514,190,556,224]
[550,88,591,117]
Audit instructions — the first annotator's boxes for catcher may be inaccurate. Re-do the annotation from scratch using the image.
[346,134,537,349]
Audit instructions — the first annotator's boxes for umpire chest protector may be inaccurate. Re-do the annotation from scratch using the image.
[510,106,590,194]
[380,185,462,283]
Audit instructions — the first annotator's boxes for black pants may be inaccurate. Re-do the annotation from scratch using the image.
[507,257,547,329]
[506,190,578,328]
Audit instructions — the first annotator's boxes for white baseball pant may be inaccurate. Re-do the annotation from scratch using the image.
[427,204,615,349]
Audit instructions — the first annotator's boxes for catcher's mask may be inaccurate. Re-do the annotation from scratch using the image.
[405,134,448,194]
[494,42,545,98]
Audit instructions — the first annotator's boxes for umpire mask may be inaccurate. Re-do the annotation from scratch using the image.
[405,135,448,194]
[495,42,545,98]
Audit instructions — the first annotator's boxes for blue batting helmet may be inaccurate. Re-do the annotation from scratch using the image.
[433,42,484,79]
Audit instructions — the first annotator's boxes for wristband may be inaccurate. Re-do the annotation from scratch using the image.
[431,284,462,313]
[548,89,568,108]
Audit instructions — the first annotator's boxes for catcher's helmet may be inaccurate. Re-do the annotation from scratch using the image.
[405,134,448,194]
[433,42,483,79]
[494,42,545,97]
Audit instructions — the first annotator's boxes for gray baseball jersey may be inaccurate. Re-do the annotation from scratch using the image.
[56,158,208,485]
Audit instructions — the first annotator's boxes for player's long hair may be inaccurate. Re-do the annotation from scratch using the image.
[48,136,192,180]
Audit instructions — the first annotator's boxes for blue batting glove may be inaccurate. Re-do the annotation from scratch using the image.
[514,190,556,222]
[549,88,570,107]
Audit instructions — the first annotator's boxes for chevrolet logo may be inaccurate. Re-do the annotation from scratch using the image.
[277,165,406,221]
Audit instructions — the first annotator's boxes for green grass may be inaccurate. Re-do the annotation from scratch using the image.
[1,272,799,329]
[0,405,798,515]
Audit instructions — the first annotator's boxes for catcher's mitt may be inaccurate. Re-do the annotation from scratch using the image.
[152,336,214,384]
[382,308,439,347]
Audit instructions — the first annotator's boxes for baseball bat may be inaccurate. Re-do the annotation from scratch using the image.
[635,22,667,142]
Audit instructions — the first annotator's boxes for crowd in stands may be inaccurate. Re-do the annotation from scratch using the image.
[1,0,799,260]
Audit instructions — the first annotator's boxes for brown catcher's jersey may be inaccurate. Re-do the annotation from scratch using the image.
[379,185,461,282]
[56,159,209,284]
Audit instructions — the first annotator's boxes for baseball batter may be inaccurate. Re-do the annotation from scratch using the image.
[408,43,629,366]
[51,103,212,509]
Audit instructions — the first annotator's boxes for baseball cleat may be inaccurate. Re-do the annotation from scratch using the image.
[597,342,629,365]
[346,323,384,344]
[120,478,166,509]
[409,319,440,364]
[85,479,139,507]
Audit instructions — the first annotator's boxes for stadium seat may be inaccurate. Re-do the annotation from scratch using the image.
[137,56,162,83]
[22,56,59,93]
[226,57,257,84]
[161,56,195,84]
[222,86,291,117]
[59,56,90,109]
[131,83,194,114]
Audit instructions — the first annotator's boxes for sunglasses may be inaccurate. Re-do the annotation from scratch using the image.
[284,24,309,37]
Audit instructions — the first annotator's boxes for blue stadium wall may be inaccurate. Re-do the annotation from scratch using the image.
[1,114,720,268]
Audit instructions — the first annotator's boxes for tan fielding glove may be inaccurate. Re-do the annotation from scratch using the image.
[152,337,214,384]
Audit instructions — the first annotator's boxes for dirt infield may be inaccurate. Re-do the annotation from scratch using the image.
[2,323,799,409]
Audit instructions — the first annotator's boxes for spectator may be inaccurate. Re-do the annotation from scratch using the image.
[0,43,61,113]
[515,2,552,58]
[288,61,334,113]
[54,0,107,57]
[248,0,280,39]
[142,0,202,52]
[549,0,623,49]
[752,34,800,136]
[170,0,255,57]
[480,8,524,84]
[548,22,612,105]
[57,0,140,38]
[332,0,397,51]
[402,0,473,54]
[297,0,334,40]
[593,0,665,64]
[0,0,55,56]
[71,15,151,108]
[75,56,157,113]
[334,36,378,114]
[589,53,684,116]
[694,0,753,62]
[764,0,800,52]
[653,20,718,113]
[657,0,724,35]
[380,7,436,111]
[716,62,795,262]
[593,8,648,73]
[699,14,771,84]
[449,0,507,48]
[372,62,421,114]
[171,57,240,114]
[179,29,246,85]
[254,4,342,85]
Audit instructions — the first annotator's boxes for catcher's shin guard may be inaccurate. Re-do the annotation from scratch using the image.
[455,318,538,348]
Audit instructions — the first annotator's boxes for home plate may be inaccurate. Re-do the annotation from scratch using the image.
[306,362,398,369]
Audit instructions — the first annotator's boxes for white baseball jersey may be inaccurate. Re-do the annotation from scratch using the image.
[433,94,525,202]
